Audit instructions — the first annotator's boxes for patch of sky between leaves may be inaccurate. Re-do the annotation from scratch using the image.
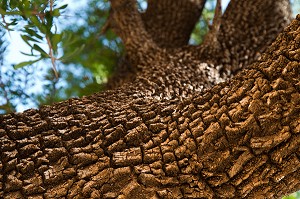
[137,0,147,11]
[291,0,300,17]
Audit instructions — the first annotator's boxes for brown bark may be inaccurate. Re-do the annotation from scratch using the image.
[107,0,207,89]
[184,0,293,78]
[216,0,293,75]
[142,0,206,48]
[107,0,292,89]
[0,0,300,198]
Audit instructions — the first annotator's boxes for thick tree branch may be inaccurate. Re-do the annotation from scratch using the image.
[183,0,293,81]
[0,15,300,199]
[201,0,222,48]
[217,0,293,75]
[106,0,222,91]
[106,0,172,89]
[141,0,206,48]
[108,0,293,91]
[109,0,166,67]
[106,0,207,89]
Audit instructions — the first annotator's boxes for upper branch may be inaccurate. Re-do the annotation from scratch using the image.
[184,0,293,80]
[141,0,206,48]
[106,0,207,90]
[109,0,166,67]
[218,0,293,75]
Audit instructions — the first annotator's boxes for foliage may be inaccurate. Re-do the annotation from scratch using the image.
[0,0,105,113]
[283,191,300,199]
[0,0,126,114]
[190,0,216,45]
[0,27,39,114]
[0,0,71,77]
[61,0,122,85]
[0,65,37,114]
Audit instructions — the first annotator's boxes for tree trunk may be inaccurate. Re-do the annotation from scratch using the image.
[0,0,299,198]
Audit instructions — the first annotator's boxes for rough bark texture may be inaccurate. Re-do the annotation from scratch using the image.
[217,0,293,74]
[141,0,206,48]
[0,0,300,198]
[107,0,207,88]
[107,0,292,89]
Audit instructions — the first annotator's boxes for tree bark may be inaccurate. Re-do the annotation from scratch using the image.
[141,0,206,48]
[107,0,292,89]
[216,0,293,75]
[0,0,299,198]
[107,0,206,89]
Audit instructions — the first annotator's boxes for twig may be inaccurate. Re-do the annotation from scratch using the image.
[202,0,222,46]
[45,0,58,79]
[49,0,53,13]
[100,18,111,35]
[46,36,59,79]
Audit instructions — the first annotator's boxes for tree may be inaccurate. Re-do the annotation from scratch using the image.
[0,0,300,198]
[0,0,245,113]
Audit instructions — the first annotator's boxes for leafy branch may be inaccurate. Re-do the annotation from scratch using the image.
[0,0,82,78]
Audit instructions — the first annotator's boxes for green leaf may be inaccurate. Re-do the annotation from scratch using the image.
[0,0,8,11]
[23,9,33,18]
[59,44,85,62]
[24,28,43,40]
[51,33,62,53]
[58,4,68,10]
[0,8,7,15]
[21,35,41,47]
[20,50,40,57]
[29,15,41,27]
[29,16,47,34]
[2,10,22,15]
[22,34,40,43]
[9,0,18,9]
[13,58,42,69]
[52,9,60,17]
[33,44,49,57]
